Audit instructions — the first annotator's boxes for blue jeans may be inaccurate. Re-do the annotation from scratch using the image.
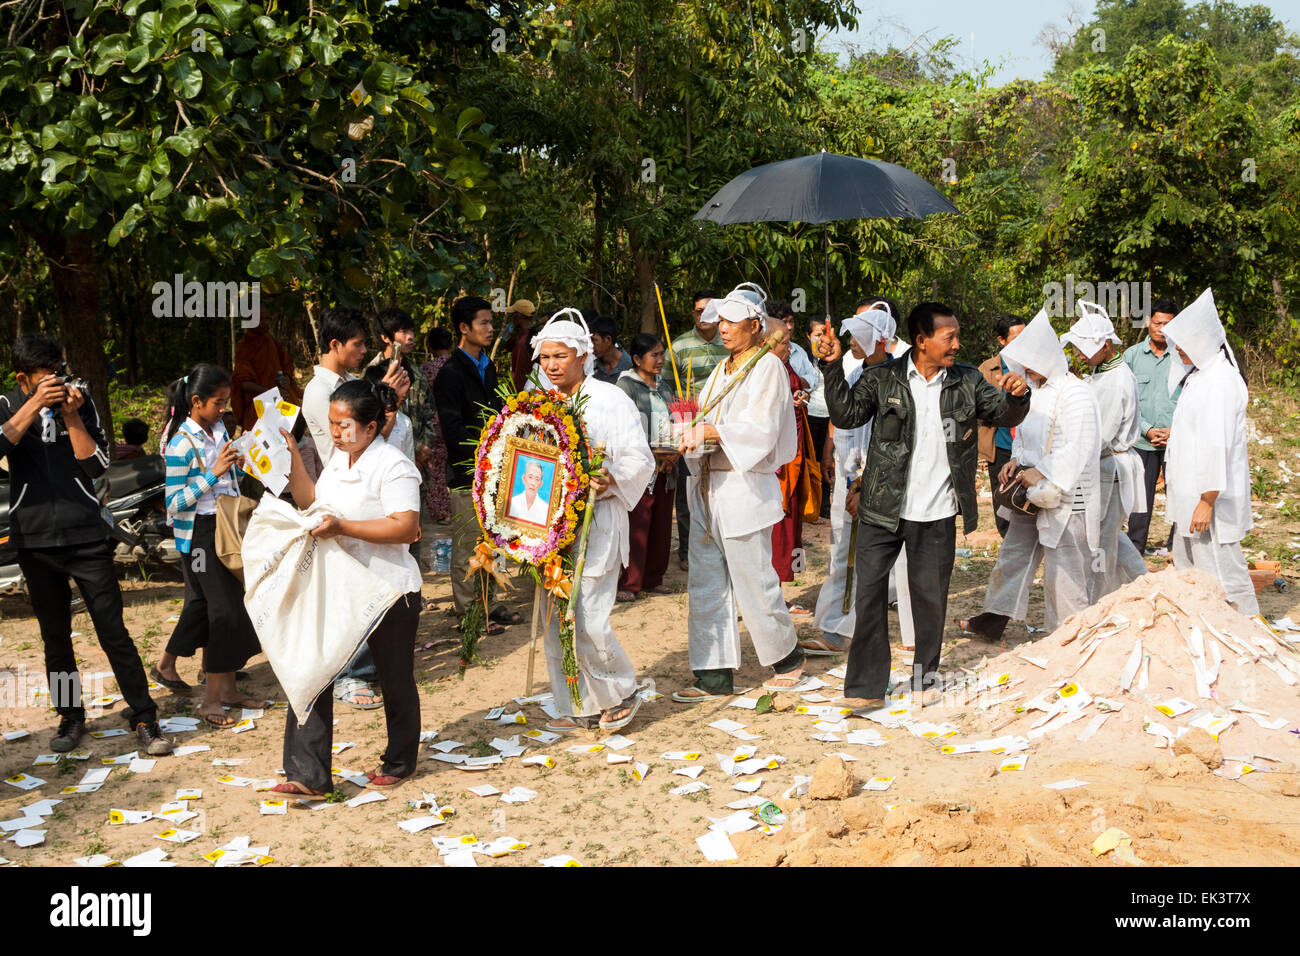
[334,644,377,690]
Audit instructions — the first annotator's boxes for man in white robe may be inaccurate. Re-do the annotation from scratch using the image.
[531,311,656,731]
[1163,289,1258,614]
[808,304,917,653]
[963,309,1102,638]
[673,286,809,702]
[1060,303,1148,601]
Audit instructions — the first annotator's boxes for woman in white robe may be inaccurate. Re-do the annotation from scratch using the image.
[962,309,1102,638]
[1060,304,1148,600]
[530,312,656,731]
[1163,289,1257,614]
[673,286,809,702]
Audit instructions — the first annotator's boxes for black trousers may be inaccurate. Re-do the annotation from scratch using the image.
[17,538,157,725]
[808,415,831,517]
[675,458,691,559]
[986,445,1012,538]
[1127,447,1165,553]
[165,515,259,672]
[282,593,422,792]
[845,516,956,699]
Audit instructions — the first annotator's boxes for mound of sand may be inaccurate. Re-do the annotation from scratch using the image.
[927,567,1300,768]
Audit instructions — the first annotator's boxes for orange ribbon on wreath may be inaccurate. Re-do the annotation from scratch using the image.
[465,541,509,588]
[541,555,573,602]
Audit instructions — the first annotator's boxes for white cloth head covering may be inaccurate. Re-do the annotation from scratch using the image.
[1059,300,1121,359]
[843,307,896,353]
[1001,308,1068,387]
[1163,287,1236,395]
[704,283,769,330]
[531,307,595,376]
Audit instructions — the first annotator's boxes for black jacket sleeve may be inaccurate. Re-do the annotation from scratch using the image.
[821,358,880,430]
[433,362,468,466]
[75,394,111,479]
[0,392,16,460]
[973,370,1030,430]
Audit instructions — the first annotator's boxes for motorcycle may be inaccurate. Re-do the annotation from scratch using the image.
[0,454,179,598]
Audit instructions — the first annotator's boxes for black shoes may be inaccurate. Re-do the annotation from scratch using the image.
[134,720,174,756]
[50,718,86,753]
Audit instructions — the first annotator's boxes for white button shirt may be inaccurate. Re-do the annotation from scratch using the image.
[301,365,354,468]
[313,434,423,595]
[899,357,957,522]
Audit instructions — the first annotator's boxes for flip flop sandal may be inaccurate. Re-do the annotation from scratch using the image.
[150,667,192,692]
[488,604,523,626]
[272,781,328,796]
[763,674,814,693]
[365,770,408,788]
[616,591,636,603]
[201,711,238,728]
[798,636,845,657]
[598,693,642,731]
[334,679,384,711]
[787,604,813,617]
[545,716,599,733]
[671,687,726,704]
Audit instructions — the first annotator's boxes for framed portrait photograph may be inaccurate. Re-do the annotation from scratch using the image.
[495,436,564,535]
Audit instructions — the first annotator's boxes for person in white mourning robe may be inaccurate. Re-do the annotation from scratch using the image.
[531,310,656,731]
[672,286,810,702]
[807,302,917,654]
[962,309,1102,639]
[1162,289,1258,615]
[1059,302,1148,600]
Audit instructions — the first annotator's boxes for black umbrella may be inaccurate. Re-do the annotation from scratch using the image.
[693,151,959,317]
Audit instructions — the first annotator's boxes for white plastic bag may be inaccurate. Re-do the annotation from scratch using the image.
[242,495,402,725]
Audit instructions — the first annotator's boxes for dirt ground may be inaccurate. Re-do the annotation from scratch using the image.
[2,394,1298,867]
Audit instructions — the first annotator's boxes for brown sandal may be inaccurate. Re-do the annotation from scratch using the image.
[271,781,327,796]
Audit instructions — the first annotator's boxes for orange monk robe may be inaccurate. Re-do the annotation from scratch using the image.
[231,329,303,431]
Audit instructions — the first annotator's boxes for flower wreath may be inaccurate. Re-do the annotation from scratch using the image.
[459,385,602,711]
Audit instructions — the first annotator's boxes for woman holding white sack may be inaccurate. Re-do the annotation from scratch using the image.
[807,301,914,654]
[272,378,423,795]
[1059,302,1149,600]
[1162,289,1257,614]
[962,309,1102,640]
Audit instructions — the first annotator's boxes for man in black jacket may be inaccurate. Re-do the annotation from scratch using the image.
[433,296,518,629]
[814,303,1030,710]
[0,334,172,755]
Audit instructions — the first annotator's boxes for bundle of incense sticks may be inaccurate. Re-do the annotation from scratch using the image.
[669,397,699,421]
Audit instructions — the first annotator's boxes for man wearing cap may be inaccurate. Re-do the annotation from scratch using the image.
[671,290,728,571]
[816,303,1031,709]
[1162,289,1257,614]
[502,299,538,392]
[962,309,1102,642]
[672,285,810,702]
[531,310,656,731]
[1060,304,1148,599]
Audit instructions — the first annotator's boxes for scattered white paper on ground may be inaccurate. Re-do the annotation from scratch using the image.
[669,781,710,795]
[128,758,156,774]
[4,774,45,791]
[862,775,895,791]
[1043,778,1091,790]
[732,778,762,793]
[672,765,703,779]
[695,829,738,862]
[398,816,444,833]
[345,791,387,808]
[539,854,582,867]
[466,784,500,797]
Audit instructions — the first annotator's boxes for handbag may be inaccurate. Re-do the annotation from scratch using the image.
[992,388,1062,519]
[181,431,256,579]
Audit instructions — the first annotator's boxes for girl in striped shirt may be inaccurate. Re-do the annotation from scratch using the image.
[159,363,265,727]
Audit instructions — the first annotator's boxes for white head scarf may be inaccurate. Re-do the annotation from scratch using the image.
[1163,287,1236,395]
[1001,308,1068,387]
[843,307,896,354]
[704,283,769,330]
[1059,300,1121,360]
[530,307,595,377]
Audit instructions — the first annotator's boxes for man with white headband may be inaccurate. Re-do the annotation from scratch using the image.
[1162,289,1257,613]
[1059,303,1148,599]
[815,303,1029,710]
[807,300,912,656]
[962,309,1102,641]
[672,285,811,702]
[530,310,656,731]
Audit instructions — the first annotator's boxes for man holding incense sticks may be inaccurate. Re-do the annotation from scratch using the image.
[532,310,656,732]
[673,285,811,702]
[814,303,1030,711]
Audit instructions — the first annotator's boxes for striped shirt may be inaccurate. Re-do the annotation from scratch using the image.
[669,328,729,402]
[164,418,238,554]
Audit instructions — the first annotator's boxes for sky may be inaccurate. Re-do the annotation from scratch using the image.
[827,0,1300,86]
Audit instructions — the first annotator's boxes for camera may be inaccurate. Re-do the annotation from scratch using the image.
[50,363,91,419]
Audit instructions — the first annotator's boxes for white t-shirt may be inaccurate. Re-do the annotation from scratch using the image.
[313,434,422,594]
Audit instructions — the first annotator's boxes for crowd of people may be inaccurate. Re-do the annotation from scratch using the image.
[0,281,1257,782]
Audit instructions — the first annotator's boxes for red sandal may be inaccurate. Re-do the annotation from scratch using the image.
[366,770,408,788]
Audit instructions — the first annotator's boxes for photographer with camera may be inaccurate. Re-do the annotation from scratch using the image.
[0,334,172,755]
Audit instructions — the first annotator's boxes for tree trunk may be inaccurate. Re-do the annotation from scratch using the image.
[35,232,114,445]
[591,181,604,313]
[633,243,660,334]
